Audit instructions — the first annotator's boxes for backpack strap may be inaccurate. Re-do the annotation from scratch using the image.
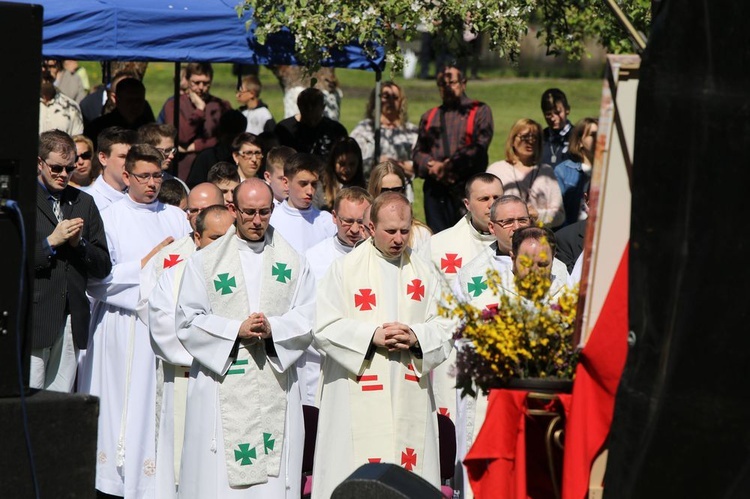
[464,100,480,146]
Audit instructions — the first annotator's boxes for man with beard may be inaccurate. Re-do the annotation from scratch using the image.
[412,65,494,233]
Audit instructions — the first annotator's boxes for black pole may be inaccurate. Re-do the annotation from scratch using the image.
[373,68,382,166]
[172,62,180,176]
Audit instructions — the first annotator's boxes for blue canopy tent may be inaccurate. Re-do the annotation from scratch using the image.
[8,0,388,159]
[8,0,384,69]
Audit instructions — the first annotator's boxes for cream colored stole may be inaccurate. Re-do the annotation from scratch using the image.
[343,240,433,475]
[202,226,299,487]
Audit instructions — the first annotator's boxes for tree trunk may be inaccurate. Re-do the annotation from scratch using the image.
[268,65,341,120]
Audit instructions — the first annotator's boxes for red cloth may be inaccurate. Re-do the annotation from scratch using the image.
[561,247,629,499]
[464,390,529,499]
[464,390,572,499]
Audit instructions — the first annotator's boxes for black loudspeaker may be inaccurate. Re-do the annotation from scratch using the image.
[0,391,99,498]
[331,463,444,499]
[0,1,42,397]
[605,1,750,497]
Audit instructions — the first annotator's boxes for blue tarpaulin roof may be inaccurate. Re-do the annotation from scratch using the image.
[5,0,384,70]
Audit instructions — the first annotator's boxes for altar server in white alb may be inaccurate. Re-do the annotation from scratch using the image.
[80,144,191,498]
[140,183,231,499]
[312,192,454,498]
[268,152,336,254]
[429,172,503,423]
[175,178,316,498]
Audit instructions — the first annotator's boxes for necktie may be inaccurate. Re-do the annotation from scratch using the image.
[51,196,63,222]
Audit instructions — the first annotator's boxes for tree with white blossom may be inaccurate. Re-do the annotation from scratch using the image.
[240,0,652,72]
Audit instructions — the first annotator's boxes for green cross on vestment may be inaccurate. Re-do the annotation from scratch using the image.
[467,276,488,297]
[214,273,237,295]
[227,359,248,375]
[271,262,291,283]
[263,432,275,454]
[234,443,256,465]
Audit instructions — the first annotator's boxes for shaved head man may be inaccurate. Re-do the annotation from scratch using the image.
[185,182,226,231]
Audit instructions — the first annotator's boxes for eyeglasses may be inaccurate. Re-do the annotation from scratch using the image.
[238,150,263,158]
[40,157,76,175]
[516,134,538,144]
[380,92,399,100]
[338,216,364,228]
[236,87,250,94]
[184,207,205,215]
[491,216,531,229]
[128,172,164,183]
[156,147,177,157]
[237,207,273,220]
[76,151,92,161]
[380,185,405,193]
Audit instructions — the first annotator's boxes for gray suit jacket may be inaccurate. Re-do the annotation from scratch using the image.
[34,183,111,349]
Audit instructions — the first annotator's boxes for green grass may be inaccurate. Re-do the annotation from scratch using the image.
[82,62,604,223]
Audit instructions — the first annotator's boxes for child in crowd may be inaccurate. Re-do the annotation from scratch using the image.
[269,152,337,254]
[264,146,295,206]
[319,137,367,211]
[236,74,276,135]
[540,88,573,168]
[206,161,241,206]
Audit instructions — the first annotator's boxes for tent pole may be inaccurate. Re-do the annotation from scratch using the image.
[173,62,180,176]
[373,69,382,167]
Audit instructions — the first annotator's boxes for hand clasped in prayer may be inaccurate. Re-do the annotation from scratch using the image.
[239,312,272,340]
[373,322,416,351]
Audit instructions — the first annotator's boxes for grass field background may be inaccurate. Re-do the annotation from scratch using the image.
[83,62,605,222]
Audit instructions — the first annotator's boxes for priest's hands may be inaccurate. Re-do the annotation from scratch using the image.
[141,236,175,268]
[239,312,272,340]
[373,322,417,351]
[47,217,84,248]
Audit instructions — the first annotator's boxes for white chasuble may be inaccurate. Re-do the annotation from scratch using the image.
[429,215,495,424]
[312,239,454,499]
[176,226,314,498]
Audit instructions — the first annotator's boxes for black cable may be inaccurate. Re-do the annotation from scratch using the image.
[2,199,40,499]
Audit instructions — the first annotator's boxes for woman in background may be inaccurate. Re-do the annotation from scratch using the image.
[319,137,367,211]
[350,81,418,200]
[71,134,96,188]
[554,117,598,226]
[486,118,564,228]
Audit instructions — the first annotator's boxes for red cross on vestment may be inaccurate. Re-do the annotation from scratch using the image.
[406,279,425,301]
[163,254,183,269]
[404,363,419,383]
[439,407,451,418]
[401,447,417,471]
[368,458,381,463]
[440,253,462,274]
[356,374,383,391]
[354,289,376,311]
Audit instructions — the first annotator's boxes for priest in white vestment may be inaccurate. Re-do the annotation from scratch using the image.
[429,173,503,426]
[302,187,372,407]
[139,184,231,499]
[312,192,454,498]
[176,178,315,498]
[80,145,191,498]
[452,223,569,499]
[268,153,336,254]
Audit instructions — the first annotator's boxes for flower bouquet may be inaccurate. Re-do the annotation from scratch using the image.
[440,262,579,398]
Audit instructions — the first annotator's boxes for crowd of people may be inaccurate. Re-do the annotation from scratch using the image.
[35,60,594,499]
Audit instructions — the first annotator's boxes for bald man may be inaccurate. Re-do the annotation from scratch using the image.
[176,178,316,498]
[135,182,227,498]
[312,192,454,498]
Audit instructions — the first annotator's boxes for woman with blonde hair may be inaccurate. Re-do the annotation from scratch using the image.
[486,118,564,228]
[71,134,97,187]
[368,161,432,254]
[350,81,418,190]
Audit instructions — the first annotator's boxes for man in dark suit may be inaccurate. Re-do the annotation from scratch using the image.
[34,130,111,391]
[554,219,586,274]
